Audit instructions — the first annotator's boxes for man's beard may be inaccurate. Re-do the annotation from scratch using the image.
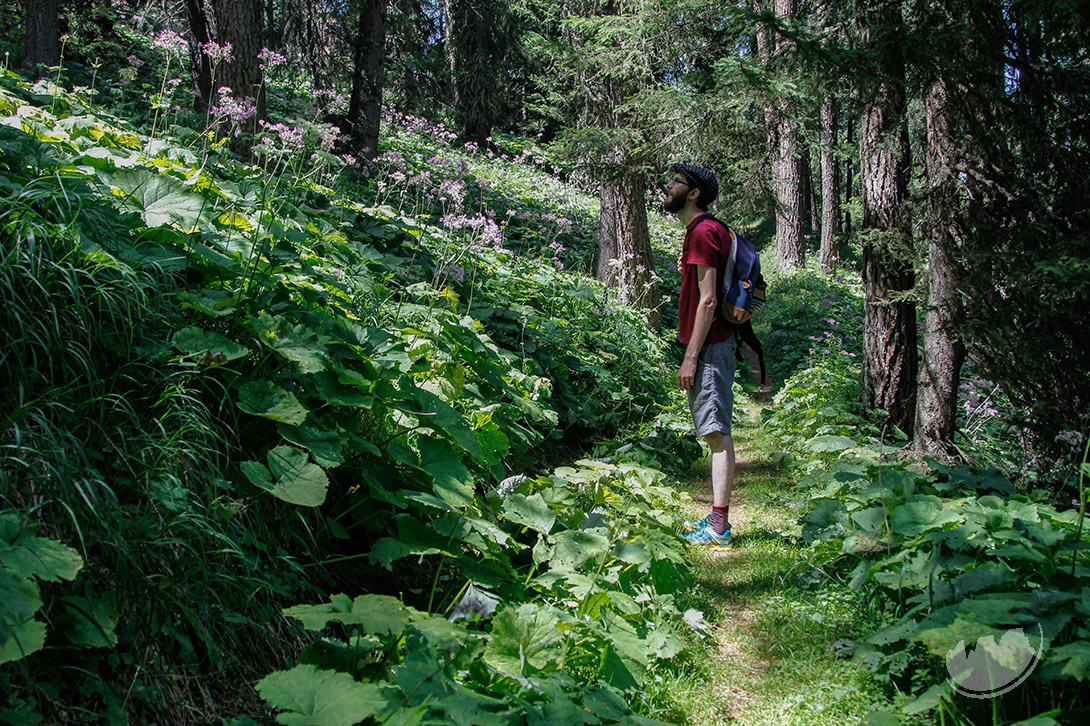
[663,192,685,214]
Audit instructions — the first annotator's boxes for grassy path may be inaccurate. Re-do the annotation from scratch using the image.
[665,370,892,726]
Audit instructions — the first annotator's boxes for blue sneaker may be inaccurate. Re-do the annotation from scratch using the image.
[682,513,711,532]
[683,522,733,549]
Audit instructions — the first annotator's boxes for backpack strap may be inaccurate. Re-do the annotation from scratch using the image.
[693,214,737,284]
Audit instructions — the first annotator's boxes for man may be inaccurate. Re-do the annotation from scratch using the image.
[665,163,735,549]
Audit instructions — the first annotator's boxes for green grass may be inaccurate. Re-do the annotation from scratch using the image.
[666,391,894,726]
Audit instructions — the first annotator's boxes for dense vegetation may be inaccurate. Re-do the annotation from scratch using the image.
[2,1,1089,725]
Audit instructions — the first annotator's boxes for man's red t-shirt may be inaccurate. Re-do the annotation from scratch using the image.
[678,214,733,346]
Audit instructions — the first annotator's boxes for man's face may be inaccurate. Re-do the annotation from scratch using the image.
[663,174,690,214]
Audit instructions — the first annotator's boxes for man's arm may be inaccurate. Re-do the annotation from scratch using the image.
[678,264,718,391]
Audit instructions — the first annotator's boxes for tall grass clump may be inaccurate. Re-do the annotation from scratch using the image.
[0,126,311,720]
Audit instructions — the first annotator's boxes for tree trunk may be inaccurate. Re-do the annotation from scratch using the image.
[596,150,659,331]
[801,141,817,233]
[444,0,507,145]
[914,5,968,456]
[819,96,840,273]
[23,0,60,74]
[772,0,805,270]
[211,0,265,125]
[184,0,214,111]
[844,116,853,238]
[754,0,778,225]
[859,2,917,439]
[347,0,386,160]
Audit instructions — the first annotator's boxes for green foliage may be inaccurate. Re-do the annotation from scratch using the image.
[755,268,864,387]
[0,513,85,664]
[796,457,1090,721]
[752,264,1090,722]
[0,68,672,722]
[260,455,696,725]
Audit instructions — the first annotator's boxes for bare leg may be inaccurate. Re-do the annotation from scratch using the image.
[705,431,735,520]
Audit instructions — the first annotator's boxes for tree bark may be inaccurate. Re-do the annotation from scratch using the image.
[23,0,60,74]
[444,0,509,145]
[859,1,917,439]
[819,95,840,273]
[596,150,659,331]
[772,0,805,270]
[184,0,214,111]
[801,141,817,232]
[913,3,968,456]
[211,0,266,123]
[347,0,386,160]
[844,116,853,238]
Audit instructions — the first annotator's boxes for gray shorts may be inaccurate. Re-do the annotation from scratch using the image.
[687,337,736,437]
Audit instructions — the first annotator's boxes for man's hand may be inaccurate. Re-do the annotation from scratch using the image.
[678,356,697,390]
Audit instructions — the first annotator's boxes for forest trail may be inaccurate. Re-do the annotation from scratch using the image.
[677,350,882,726]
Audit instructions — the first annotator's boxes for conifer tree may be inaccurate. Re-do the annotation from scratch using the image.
[769,0,805,270]
[444,0,519,145]
[856,0,917,438]
[913,0,970,456]
[211,0,265,121]
[346,0,386,159]
[816,0,841,273]
[23,0,59,73]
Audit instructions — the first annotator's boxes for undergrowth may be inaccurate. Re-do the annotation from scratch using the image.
[0,68,688,724]
[755,275,1090,725]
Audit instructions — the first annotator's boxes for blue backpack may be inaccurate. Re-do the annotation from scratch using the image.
[703,216,766,325]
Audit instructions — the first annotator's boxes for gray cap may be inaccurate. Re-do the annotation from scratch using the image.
[672,163,718,206]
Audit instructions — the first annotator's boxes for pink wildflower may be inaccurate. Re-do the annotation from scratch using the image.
[153,30,187,56]
[202,41,233,64]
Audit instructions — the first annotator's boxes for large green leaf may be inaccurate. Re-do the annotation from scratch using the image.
[502,493,556,534]
[1049,641,1090,680]
[394,514,456,557]
[0,619,46,664]
[55,595,118,648]
[254,313,329,374]
[314,369,374,408]
[551,528,611,569]
[238,381,309,426]
[0,536,83,582]
[417,436,474,509]
[859,710,904,726]
[256,664,385,726]
[890,496,962,537]
[277,423,344,468]
[612,540,648,565]
[267,446,329,506]
[806,435,857,453]
[484,603,565,676]
[407,386,483,458]
[901,684,949,715]
[106,169,207,229]
[392,636,511,726]
[284,594,418,635]
[0,513,22,544]
[173,327,250,363]
[368,538,411,570]
[178,288,244,318]
[0,571,43,663]
[243,446,329,507]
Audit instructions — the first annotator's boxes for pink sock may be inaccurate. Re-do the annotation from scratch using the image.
[709,506,729,535]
